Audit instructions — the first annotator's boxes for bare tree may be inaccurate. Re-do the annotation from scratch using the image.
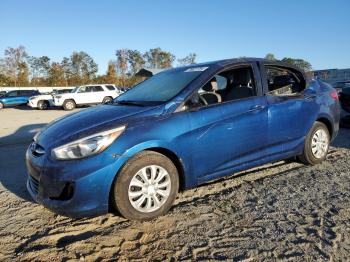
[3,45,28,86]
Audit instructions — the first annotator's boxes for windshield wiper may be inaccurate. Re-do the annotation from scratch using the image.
[116,100,145,106]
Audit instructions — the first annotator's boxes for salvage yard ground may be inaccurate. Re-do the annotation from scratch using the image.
[0,107,349,261]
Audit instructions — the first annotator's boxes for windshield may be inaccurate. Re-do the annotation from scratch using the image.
[115,68,204,105]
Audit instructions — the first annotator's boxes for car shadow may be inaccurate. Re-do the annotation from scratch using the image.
[0,124,46,202]
[12,105,89,111]
[12,105,63,111]
[331,128,350,150]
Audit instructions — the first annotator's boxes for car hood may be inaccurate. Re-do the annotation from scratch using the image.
[38,104,161,148]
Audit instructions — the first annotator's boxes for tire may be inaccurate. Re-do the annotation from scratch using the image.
[112,151,179,221]
[63,99,76,111]
[37,100,49,110]
[102,96,113,104]
[0,102,3,109]
[298,122,330,165]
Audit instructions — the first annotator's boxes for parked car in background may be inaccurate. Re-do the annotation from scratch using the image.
[0,89,40,109]
[0,90,8,97]
[26,58,340,220]
[339,85,350,113]
[339,85,350,128]
[53,84,120,110]
[28,88,73,110]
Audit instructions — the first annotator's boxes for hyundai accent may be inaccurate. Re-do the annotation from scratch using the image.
[26,58,340,221]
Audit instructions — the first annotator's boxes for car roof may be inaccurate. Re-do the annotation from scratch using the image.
[167,57,304,74]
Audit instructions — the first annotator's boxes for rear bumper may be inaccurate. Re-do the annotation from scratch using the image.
[28,100,37,108]
[53,98,64,106]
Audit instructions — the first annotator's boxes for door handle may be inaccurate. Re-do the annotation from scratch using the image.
[305,94,316,100]
[249,105,265,111]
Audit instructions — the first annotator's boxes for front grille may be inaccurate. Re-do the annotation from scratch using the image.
[29,175,39,195]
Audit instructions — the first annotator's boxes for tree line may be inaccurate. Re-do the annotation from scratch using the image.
[0,45,312,88]
[0,46,197,87]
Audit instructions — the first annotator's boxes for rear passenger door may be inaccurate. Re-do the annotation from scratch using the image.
[260,63,319,156]
[91,86,105,103]
[76,86,94,104]
[19,90,34,104]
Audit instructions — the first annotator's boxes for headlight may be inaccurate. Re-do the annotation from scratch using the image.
[51,126,126,160]
[30,96,37,100]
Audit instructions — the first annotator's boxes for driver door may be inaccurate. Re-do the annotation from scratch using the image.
[187,64,268,183]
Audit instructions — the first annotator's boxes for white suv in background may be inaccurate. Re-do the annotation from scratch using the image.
[28,88,73,110]
[53,84,121,110]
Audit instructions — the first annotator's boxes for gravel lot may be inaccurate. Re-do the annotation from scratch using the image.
[0,107,349,261]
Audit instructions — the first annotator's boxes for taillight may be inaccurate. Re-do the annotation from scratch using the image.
[330,90,339,101]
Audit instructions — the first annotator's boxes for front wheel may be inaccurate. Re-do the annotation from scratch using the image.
[0,102,3,109]
[63,99,76,110]
[298,122,330,165]
[112,151,179,221]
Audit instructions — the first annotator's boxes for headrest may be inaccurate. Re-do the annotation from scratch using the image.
[232,69,251,87]
[202,78,217,92]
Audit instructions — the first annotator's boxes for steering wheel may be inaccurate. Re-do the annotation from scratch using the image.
[198,92,222,106]
[198,93,209,106]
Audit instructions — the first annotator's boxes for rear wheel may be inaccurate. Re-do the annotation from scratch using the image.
[63,99,76,110]
[112,151,179,221]
[37,100,49,110]
[298,122,330,165]
[102,96,113,104]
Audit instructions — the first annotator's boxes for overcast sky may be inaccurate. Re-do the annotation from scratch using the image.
[1,0,349,73]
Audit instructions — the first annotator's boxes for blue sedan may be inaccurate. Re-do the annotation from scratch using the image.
[0,89,40,109]
[26,58,340,220]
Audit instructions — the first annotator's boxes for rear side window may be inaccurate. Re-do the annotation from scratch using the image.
[264,66,305,96]
[20,90,35,96]
[106,85,115,90]
[80,86,98,92]
[93,86,104,92]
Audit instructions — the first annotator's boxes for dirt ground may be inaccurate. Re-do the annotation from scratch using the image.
[0,107,349,261]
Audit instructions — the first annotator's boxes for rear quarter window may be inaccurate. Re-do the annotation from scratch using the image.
[106,85,115,90]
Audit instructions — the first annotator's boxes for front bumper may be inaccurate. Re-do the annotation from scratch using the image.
[26,145,129,218]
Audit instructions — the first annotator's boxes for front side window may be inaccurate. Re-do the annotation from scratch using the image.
[265,66,305,96]
[78,86,94,93]
[116,68,205,105]
[188,66,256,108]
[6,91,19,97]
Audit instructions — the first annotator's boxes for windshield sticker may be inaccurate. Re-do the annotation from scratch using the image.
[184,67,208,72]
